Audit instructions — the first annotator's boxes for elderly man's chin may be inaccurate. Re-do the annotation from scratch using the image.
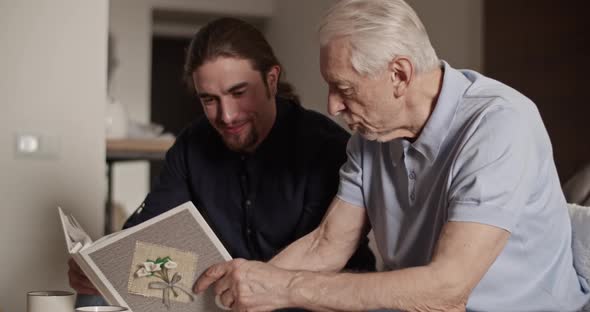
[360,132,383,142]
[357,128,395,143]
[355,127,378,141]
[346,122,390,142]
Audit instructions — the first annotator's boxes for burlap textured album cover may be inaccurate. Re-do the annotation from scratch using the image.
[83,202,231,312]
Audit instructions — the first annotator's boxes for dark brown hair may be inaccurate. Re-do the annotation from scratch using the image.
[183,17,299,103]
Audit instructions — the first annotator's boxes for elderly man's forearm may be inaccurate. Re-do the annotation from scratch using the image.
[286,266,469,312]
[271,199,367,272]
[270,227,353,272]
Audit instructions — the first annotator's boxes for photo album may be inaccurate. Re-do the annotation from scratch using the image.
[59,201,232,312]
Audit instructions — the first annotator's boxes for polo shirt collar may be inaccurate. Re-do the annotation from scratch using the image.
[410,61,470,163]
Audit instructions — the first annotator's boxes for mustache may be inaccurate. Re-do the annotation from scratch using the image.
[216,119,249,128]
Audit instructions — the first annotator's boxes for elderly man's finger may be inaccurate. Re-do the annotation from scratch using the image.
[213,271,235,296]
[194,262,230,294]
[220,289,234,309]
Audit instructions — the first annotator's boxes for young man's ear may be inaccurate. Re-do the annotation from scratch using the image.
[266,65,281,96]
[388,57,413,97]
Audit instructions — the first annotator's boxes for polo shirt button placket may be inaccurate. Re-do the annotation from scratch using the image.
[408,170,417,203]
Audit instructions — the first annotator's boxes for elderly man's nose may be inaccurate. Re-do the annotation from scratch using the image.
[327,92,346,116]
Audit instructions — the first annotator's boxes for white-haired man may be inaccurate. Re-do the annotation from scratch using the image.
[194,1,590,311]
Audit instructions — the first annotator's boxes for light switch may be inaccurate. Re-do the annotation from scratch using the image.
[15,133,60,159]
[17,134,40,154]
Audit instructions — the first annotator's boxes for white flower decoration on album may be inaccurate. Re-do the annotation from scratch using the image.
[133,256,192,309]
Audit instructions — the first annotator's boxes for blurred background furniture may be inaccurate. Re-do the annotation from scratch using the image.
[564,162,590,207]
[105,138,174,233]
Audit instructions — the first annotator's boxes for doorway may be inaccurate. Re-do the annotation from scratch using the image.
[484,1,590,182]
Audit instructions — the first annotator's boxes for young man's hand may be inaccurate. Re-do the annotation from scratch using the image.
[68,258,100,295]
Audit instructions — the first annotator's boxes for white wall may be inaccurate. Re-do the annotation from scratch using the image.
[407,0,483,71]
[151,0,274,17]
[0,1,108,311]
[266,0,337,116]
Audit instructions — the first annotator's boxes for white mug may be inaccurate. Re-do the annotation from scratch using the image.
[27,291,75,312]
[75,306,128,312]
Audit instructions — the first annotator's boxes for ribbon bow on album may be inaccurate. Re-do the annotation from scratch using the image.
[59,202,232,312]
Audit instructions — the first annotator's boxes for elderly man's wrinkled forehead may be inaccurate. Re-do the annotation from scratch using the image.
[320,38,360,83]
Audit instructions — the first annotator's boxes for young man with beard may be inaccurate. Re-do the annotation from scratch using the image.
[69,18,375,308]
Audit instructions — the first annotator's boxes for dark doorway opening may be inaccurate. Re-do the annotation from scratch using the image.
[484,0,590,182]
[150,35,203,185]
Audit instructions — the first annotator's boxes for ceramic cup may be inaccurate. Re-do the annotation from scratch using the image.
[75,306,128,312]
[26,291,75,312]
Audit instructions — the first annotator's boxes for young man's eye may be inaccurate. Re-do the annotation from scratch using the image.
[200,97,215,105]
[232,90,246,98]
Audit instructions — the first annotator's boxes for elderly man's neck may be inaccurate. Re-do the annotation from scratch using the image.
[404,66,444,140]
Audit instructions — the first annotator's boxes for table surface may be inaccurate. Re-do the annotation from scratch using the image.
[106,138,174,161]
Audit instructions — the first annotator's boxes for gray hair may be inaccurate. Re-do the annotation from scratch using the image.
[319,0,439,76]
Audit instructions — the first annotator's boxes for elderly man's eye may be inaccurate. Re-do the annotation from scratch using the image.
[340,87,354,96]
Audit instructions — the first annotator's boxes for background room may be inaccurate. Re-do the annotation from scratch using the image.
[1,0,588,311]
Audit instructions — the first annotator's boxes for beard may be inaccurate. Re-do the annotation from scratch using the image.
[221,124,259,153]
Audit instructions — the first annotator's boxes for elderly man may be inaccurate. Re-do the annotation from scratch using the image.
[194,1,590,311]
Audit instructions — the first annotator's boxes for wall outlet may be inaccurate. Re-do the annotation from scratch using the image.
[15,133,60,159]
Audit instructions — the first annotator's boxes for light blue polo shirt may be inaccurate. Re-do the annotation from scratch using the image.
[337,61,590,311]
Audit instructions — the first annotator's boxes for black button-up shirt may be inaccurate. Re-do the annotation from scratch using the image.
[124,98,375,272]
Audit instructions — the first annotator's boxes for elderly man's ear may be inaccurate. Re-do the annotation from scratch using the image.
[389,57,413,97]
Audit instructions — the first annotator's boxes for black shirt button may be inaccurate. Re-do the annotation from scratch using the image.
[136,202,145,214]
[245,199,252,206]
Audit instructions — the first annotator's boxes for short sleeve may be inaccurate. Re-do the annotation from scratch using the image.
[447,107,533,232]
[337,133,366,208]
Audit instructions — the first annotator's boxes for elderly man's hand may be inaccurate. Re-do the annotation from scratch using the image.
[194,259,297,311]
